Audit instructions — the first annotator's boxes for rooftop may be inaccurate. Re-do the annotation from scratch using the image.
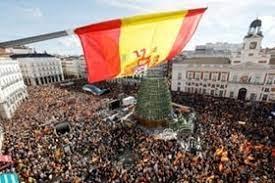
[10,53,54,59]
[173,57,231,65]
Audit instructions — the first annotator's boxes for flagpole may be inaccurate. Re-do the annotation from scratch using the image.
[0,29,73,48]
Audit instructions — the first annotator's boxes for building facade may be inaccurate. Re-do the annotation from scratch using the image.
[172,19,275,102]
[10,53,64,86]
[61,56,87,79]
[0,57,28,119]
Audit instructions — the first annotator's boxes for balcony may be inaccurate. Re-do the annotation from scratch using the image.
[228,81,264,85]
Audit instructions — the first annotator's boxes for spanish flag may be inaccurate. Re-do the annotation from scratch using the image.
[75,8,206,83]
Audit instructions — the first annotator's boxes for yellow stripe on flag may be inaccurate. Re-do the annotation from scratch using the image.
[119,10,188,76]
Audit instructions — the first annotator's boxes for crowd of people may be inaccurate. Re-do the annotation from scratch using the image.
[0,80,274,182]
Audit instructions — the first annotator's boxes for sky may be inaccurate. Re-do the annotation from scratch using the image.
[1,0,275,55]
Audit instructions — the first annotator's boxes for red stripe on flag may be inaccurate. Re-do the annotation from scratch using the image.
[75,20,121,83]
[166,8,206,60]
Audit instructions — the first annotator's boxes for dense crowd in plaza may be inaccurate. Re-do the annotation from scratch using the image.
[0,80,274,182]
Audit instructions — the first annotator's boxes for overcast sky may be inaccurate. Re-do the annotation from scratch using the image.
[1,0,275,55]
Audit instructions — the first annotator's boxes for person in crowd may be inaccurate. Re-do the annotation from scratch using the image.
[0,81,274,182]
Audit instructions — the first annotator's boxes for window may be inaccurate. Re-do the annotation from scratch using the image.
[267,76,273,85]
[255,76,260,84]
[203,89,206,94]
[177,73,182,80]
[248,53,254,56]
[210,90,215,95]
[35,78,39,85]
[187,72,193,79]
[219,90,223,97]
[264,88,270,92]
[262,94,268,101]
[258,60,267,63]
[230,91,234,98]
[177,82,181,86]
[250,93,257,101]
[212,73,218,81]
[234,61,240,64]
[203,73,209,80]
[221,74,227,81]
[177,87,181,91]
[195,72,201,80]
[240,75,249,83]
[249,42,257,49]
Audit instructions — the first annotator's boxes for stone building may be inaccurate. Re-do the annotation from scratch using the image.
[172,19,275,102]
[10,53,64,86]
[0,57,28,119]
[61,56,87,79]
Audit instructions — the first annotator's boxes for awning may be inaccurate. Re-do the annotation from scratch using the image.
[0,173,19,183]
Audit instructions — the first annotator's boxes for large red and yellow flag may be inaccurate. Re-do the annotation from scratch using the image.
[75,8,206,83]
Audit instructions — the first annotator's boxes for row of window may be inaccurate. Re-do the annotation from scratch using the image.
[0,64,21,77]
[182,87,225,97]
[181,82,228,89]
[233,60,268,64]
[24,75,63,85]
[181,87,270,102]
[4,90,26,108]
[0,81,25,102]
[177,72,275,87]
[20,59,59,67]
[0,78,23,91]
[0,74,23,90]
[178,72,229,81]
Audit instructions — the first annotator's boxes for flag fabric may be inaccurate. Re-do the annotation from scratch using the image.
[75,8,206,83]
[0,173,19,183]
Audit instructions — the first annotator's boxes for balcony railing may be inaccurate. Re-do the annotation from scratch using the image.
[228,81,264,85]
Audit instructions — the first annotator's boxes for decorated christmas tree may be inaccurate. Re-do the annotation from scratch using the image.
[135,64,172,127]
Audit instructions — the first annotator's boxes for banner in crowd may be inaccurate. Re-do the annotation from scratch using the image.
[0,155,13,163]
[75,8,206,83]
